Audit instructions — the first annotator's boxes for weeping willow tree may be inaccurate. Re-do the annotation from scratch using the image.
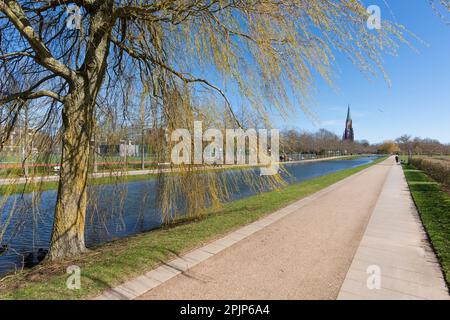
[0,0,409,260]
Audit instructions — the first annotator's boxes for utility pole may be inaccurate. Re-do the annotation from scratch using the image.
[139,88,146,171]
[141,127,145,170]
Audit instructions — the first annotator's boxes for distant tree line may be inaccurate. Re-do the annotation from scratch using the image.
[280,129,376,155]
[280,130,450,156]
[395,135,450,156]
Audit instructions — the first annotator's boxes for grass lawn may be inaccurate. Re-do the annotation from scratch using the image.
[0,156,385,300]
[403,164,450,286]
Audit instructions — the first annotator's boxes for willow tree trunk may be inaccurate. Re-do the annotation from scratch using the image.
[48,88,94,259]
[48,0,113,260]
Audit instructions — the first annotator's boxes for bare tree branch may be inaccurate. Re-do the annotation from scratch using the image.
[0,74,62,104]
[0,0,76,81]
[0,51,33,59]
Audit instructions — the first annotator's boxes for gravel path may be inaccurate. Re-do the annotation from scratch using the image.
[137,158,393,300]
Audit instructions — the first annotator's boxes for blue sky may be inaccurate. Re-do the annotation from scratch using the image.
[270,0,450,144]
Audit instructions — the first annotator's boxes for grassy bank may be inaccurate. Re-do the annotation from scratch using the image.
[402,164,450,286]
[0,156,385,300]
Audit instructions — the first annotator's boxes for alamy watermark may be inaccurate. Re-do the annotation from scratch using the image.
[170,121,280,176]
[66,265,81,290]
[66,5,82,30]
[367,5,382,30]
[63,4,382,32]
[63,3,381,32]
[366,264,381,290]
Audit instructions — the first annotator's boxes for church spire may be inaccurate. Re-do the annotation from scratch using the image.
[343,105,354,142]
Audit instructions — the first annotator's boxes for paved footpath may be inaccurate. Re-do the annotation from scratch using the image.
[97,157,449,300]
[338,162,449,300]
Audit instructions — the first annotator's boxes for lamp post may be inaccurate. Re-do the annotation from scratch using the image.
[28,129,34,176]
[90,138,97,173]
[141,127,146,170]
[22,104,29,177]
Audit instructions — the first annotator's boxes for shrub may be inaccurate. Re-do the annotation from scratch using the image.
[410,157,450,188]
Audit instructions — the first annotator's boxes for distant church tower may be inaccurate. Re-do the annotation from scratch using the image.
[343,105,354,142]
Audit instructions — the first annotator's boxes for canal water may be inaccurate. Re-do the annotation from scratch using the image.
[0,156,379,276]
